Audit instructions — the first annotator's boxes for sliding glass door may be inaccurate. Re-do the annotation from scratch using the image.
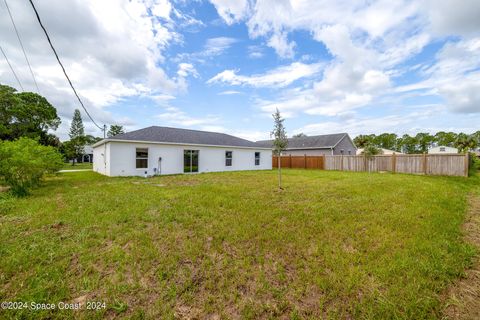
[184,150,199,173]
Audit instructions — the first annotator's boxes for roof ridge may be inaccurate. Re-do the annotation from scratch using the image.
[148,125,253,142]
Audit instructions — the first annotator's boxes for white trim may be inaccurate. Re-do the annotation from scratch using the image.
[93,138,270,150]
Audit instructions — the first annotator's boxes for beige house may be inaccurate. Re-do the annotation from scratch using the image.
[428,146,458,154]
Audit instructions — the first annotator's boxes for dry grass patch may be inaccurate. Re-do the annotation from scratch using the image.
[0,170,479,319]
[442,195,480,320]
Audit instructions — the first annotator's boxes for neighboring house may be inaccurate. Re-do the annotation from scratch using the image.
[68,145,93,163]
[92,126,272,177]
[256,133,356,156]
[356,148,403,155]
[428,146,458,154]
[79,145,93,163]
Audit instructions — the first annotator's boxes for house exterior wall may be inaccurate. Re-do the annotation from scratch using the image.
[428,146,458,154]
[93,141,272,177]
[332,135,356,155]
[93,142,110,175]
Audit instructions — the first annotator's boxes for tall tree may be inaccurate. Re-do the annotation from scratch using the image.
[292,133,307,138]
[68,109,85,165]
[472,131,480,149]
[374,133,398,151]
[107,125,125,137]
[398,134,418,154]
[415,132,435,153]
[455,133,478,153]
[84,135,102,144]
[353,134,375,148]
[271,108,288,189]
[0,84,60,144]
[434,131,457,147]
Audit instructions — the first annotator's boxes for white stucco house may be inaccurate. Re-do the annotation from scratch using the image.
[92,126,272,177]
[428,146,458,154]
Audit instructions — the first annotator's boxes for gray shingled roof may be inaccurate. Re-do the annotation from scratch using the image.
[256,133,348,149]
[106,126,264,148]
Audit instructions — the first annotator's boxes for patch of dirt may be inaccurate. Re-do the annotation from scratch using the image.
[442,195,480,320]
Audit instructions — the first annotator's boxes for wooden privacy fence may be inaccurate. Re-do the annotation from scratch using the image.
[272,153,469,177]
[272,154,324,169]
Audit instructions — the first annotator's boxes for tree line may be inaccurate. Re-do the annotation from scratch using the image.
[353,132,480,154]
[0,83,125,195]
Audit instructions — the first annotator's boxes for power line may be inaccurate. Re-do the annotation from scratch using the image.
[0,45,24,91]
[28,0,104,131]
[3,0,40,93]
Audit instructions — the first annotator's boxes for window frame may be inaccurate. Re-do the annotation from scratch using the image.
[184,149,199,173]
[225,151,233,167]
[135,147,149,169]
[254,152,260,166]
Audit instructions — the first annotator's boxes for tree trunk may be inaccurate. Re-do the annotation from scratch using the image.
[72,158,75,166]
[278,155,282,189]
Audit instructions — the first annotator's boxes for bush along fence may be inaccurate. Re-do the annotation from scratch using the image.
[272,153,470,177]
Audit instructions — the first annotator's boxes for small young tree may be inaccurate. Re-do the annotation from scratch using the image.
[68,109,85,166]
[107,125,125,137]
[271,108,288,189]
[361,144,382,173]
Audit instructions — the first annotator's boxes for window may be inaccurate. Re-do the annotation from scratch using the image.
[255,152,260,165]
[225,151,232,166]
[348,150,351,155]
[184,150,199,173]
[440,147,446,152]
[136,148,148,169]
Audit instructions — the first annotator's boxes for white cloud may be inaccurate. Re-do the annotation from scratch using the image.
[177,63,198,79]
[0,0,200,139]
[423,0,480,38]
[401,38,480,113]
[266,31,296,59]
[208,0,250,25]
[204,37,238,55]
[247,45,264,59]
[174,36,237,63]
[208,62,323,88]
[155,106,220,127]
[218,90,241,95]
[293,108,443,137]
[209,0,480,118]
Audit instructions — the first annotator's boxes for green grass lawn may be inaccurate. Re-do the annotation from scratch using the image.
[1,170,479,319]
[61,162,93,170]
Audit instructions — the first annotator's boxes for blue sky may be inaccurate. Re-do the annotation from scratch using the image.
[0,0,479,140]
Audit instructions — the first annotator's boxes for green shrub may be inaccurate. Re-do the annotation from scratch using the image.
[469,153,480,176]
[0,192,15,214]
[0,137,63,196]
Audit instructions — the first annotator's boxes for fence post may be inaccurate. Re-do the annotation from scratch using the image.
[322,154,326,170]
[363,154,367,172]
[304,154,307,169]
[392,153,396,173]
[289,154,292,168]
[423,153,427,175]
[465,153,469,177]
[340,154,344,171]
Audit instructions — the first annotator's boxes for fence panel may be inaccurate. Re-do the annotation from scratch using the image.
[427,154,466,176]
[272,153,468,177]
[272,155,324,169]
[396,155,424,174]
